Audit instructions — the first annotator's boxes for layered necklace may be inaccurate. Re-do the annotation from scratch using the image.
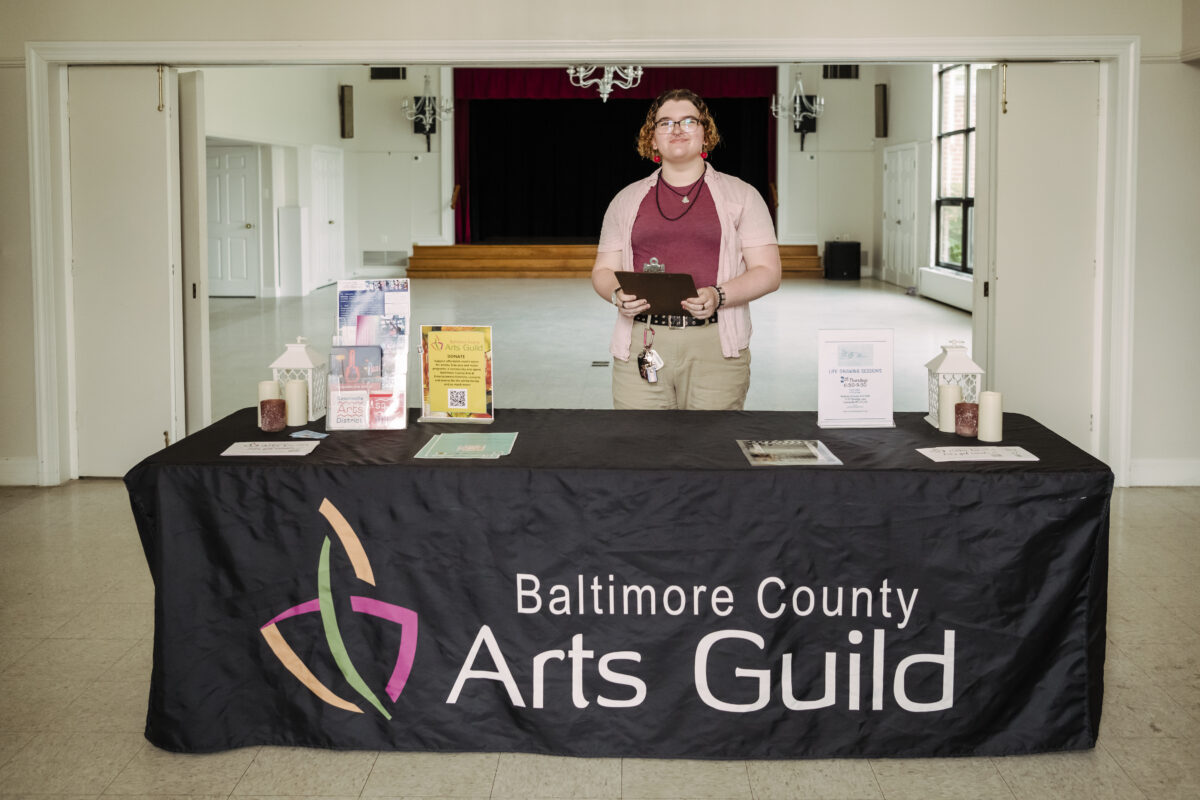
[655,164,707,222]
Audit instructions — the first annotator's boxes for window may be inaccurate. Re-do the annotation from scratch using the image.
[935,64,983,273]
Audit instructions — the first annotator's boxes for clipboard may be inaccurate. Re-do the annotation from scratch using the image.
[616,272,699,316]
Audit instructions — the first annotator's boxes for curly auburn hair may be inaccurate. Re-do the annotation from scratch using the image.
[636,88,721,161]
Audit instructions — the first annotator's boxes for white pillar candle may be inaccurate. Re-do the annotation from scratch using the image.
[258,380,280,426]
[285,380,308,426]
[978,391,1003,442]
[938,384,962,433]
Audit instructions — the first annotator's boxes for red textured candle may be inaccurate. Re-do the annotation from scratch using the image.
[260,398,286,432]
[955,402,979,437]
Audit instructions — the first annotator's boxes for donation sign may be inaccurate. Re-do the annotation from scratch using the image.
[420,325,493,422]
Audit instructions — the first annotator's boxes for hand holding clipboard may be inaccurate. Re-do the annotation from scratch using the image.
[615,272,700,316]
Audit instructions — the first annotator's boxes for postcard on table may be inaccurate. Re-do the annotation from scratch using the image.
[737,439,842,466]
[221,441,321,457]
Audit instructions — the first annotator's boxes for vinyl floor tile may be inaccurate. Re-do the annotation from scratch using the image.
[746,758,884,799]
[992,747,1145,800]
[0,731,144,795]
[361,752,499,797]
[1101,736,1200,800]
[866,757,1015,800]
[103,745,260,795]
[490,752,621,798]
[620,758,752,799]
[232,747,378,795]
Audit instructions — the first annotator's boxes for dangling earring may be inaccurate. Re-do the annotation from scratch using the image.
[653,153,661,163]
[701,151,708,160]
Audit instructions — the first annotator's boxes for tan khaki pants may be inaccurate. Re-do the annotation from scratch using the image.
[612,321,751,410]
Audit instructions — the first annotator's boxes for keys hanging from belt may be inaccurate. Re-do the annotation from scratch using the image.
[637,326,664,383]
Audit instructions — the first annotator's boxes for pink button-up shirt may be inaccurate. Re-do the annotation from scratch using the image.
[598,168,778,360]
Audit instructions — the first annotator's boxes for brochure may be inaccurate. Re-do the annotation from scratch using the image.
[737,439,843,466]
[917,446,1039,463]
[329,345,383,391]
[328,279,410,430]
[336,279,411,348]
[420,325,494,423]
[415,432,518,459]
[326,390,370,430]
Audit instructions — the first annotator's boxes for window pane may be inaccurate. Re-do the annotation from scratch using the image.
[966,205,975,273]
[939,205,963,267]
[967,131,976,196]
[968,65,980,128]
[940,65,966,133]
[940,133,965,197]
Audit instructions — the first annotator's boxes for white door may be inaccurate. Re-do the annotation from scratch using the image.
[881,142,919,288]
[180,71,212,434]
[207,145,261,297]
[68,66,185,476]
[977,63,1101,453]
[309,145,345,291]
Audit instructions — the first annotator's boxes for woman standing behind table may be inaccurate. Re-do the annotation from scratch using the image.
[592,88,781,410]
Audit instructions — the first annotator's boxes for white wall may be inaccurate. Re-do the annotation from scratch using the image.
[1130,61,1200,483]
[1,0,1197,485]
[872,65,936,281]
[1185,0,1200,61]
[204,65,445,284]
[0,66,33,480]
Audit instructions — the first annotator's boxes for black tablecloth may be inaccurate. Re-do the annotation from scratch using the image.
[126,409,1112,757]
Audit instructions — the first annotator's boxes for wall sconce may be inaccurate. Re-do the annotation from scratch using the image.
[403,72,453,152]
[771,75,825,151]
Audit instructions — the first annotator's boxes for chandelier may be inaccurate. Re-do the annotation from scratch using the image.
[566,65,644,103]
[402,72,454,151]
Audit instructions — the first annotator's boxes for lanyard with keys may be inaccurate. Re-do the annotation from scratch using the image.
[636,326,664,383]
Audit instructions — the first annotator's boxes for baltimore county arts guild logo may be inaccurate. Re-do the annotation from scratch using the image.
[259,499,418,719]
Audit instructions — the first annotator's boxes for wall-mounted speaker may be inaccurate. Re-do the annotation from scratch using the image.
[875,84,888,139]
[339,85,354,139]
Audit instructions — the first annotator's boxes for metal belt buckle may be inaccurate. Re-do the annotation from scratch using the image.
[667,314,687,329]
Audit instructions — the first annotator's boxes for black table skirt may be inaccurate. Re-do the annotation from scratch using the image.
[125,409,1112,757]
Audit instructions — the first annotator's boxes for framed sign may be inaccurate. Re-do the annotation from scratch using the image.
[817,329,895,428]
[419,325,494,423]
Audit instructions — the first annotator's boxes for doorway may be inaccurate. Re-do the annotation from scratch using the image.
[26,39,1139,485]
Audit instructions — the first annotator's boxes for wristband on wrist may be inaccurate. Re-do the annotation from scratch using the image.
[714,285,726,309]
[611,288,620,305]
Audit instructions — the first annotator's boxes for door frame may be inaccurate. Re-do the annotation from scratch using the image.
[24,36,1140,485]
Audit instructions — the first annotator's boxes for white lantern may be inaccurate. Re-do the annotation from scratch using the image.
[270,337,328,422]
[925,340,984,427]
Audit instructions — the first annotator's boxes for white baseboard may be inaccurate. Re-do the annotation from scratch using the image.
[0,457,40,486]
[918,267,973,312]
[1128,458,1200,487]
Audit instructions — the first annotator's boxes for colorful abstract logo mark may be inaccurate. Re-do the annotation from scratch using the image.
[260,498,418,719]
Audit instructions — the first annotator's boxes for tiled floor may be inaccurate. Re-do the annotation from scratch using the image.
[2,279,1198,798]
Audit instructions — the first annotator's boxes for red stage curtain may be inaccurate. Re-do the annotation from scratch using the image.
[454,66,777,100]
[452,67,779,242]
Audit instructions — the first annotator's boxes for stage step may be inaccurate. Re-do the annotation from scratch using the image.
[408,244,823,279]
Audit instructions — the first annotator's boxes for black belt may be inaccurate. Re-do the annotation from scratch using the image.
[634,312,718,328]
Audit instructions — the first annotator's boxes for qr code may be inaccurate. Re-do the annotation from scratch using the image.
[447,388,468,409]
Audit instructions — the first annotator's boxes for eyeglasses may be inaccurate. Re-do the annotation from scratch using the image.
[654,116,701,134]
